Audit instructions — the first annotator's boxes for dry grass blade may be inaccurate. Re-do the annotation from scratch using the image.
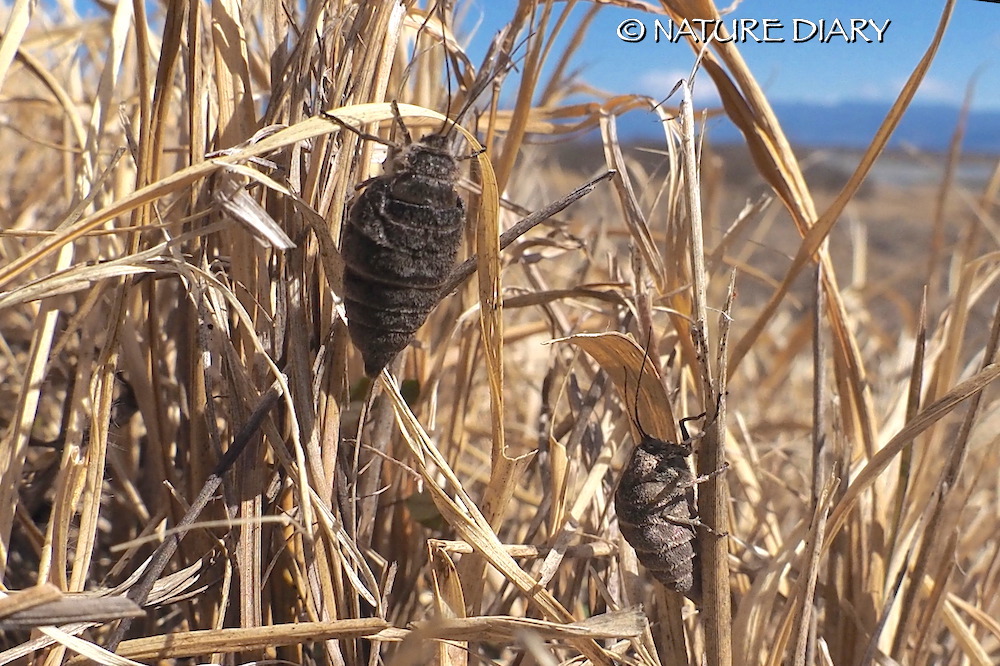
[601,114,668,292]
[888,290,928,549]
[114,619,393,660]
[947,595,1000,647]
[429,540,616,558]
[903,294,1000,661]
[40,626,144,666]
[725,0,958,374]
[824,363,1000,547]
[410,608,646,641]
[0,584,62,620]
[941,599,993,666]
[0,242,73,567]
[680,77,731,666]
[557,332,677,442]
[0,0,33,88]
[474,126,503,468]
[790,476,836,666]
[0,596,143,630]
[379,372,613,665]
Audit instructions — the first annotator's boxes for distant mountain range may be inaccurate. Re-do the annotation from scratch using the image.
[615,101,1000,153]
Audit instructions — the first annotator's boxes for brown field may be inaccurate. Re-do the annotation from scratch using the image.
[1,1,998,665]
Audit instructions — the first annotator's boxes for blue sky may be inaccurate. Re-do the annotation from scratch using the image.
[462,1,1000,111]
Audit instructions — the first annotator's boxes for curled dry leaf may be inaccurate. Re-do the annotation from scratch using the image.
[554,331,677,443]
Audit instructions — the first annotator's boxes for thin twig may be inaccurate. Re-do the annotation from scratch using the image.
[104,380,284,651]
[440,170,614,295]
[680,78,731,666]
[795,263,828,666]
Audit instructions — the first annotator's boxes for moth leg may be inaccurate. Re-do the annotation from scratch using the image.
[678,411,707,443]
[390,100,413,145]
[661,512,729,537]
[458,146,487,161]
[661,512,728,537]
[677,461,729,491]
[353,174,383,191]
[691,461,730,486]
[679,391,726,442]
[661,514,705,529]
[690,462,731,537]
[322,112,396,148]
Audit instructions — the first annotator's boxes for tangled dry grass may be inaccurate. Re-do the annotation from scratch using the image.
[1,0,998,664]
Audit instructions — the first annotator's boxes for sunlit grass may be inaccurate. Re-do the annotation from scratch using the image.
[1,1,997,664]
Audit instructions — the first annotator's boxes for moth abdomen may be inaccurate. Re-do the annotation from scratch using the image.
[619,520,700,596]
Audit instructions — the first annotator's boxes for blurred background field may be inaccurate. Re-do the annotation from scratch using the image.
[1,1,998,665]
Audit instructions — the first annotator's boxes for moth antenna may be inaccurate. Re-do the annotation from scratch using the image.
[441,2,455,136]
[631,332,654,440]
[399,0,443,122]
[439,32,519,139]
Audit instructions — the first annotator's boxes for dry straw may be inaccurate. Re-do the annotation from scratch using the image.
[1,0,998,664]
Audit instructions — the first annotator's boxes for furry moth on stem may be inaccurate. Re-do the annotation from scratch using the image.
[333,102,472,376]
[616,343,727,604]
[330,34,519,375]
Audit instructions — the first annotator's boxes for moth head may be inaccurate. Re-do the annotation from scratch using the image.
[637,431,693,458]
[389,133,460,180]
